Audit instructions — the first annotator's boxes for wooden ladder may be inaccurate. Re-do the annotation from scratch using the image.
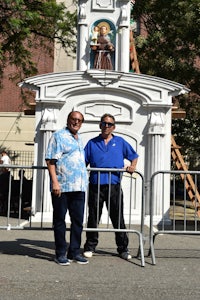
[130,29,140,74]
[171,135,200,216]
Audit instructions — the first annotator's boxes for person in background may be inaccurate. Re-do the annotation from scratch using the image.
[45,111,88,266]
[83,113,139,260]
[0,150,11,174]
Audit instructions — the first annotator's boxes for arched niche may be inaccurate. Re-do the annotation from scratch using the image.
[89,19,116,70]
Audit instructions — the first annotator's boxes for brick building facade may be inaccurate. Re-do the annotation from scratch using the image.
[0,50,54,153]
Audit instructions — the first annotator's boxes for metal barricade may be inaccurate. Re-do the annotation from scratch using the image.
[0,165,145,266]
[0,165,34,229]
[149,170,200,265]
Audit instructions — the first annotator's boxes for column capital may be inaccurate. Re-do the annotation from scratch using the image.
[148,111,166,135]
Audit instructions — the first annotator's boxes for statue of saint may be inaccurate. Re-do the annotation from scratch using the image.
[90,24,115,70]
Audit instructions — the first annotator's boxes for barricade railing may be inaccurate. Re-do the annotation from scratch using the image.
[149,170,200,265]
[0,164,47,229]
[0,165,145,267]
[0,164,35,229]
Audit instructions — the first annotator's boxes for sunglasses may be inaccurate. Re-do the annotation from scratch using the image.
[101,121,115,128]
[70,117,83,123]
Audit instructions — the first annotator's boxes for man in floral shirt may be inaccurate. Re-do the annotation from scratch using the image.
[46,111,88,265]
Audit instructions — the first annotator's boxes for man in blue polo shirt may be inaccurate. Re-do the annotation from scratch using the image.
[83,113,138,260]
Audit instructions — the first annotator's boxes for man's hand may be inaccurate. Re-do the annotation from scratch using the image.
[126,165,136,174]
[46,159,61,197]
[125,158,138,174]
[52,182,61,197]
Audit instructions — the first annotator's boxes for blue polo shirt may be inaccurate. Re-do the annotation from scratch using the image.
[85,134,139,184]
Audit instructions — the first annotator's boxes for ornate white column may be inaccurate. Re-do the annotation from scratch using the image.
[147,111,170,223]
[77,1,88,70]
[118,2,130,72]
[41,108,59,212]
[32,107,58,219]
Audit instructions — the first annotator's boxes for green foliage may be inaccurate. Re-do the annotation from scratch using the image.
[0,0,77,85]
[172,93,200,169]
[133,0,200,167]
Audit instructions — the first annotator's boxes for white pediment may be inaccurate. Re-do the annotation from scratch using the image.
[19,70,189,107]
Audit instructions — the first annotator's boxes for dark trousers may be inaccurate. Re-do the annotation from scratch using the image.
[84,184,129,254]
[52,191,85,258]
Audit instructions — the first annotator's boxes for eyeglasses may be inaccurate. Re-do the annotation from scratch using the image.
[70,118,83,123]
[101,121,115,128]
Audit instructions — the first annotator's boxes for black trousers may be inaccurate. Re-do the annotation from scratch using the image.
[84,184,129,254]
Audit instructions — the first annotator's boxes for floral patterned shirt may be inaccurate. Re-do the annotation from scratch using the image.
[45,127,88,192]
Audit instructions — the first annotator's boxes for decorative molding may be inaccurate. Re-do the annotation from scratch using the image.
[92,0,115,11]
[79,3,86,19]
[74,100,134,123]
[86,70,122,86]
[40,107,57,131]
[119,4,128,27]
[19,71,189,107]
[148,111,166,135]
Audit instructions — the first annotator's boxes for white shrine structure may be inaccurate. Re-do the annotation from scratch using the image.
[20,0,189,224]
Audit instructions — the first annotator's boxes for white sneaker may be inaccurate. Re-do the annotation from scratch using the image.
[119,252,132,260]
[83,251,93,258]
[127,253,132,260]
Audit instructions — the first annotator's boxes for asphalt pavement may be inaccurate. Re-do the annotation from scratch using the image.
[0,223,200,300]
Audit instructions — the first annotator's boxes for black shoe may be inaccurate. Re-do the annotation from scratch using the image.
[68,255,88,265]
[54,256,70,266]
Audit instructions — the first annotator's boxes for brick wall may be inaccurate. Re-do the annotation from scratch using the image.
[0,49,54,112]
